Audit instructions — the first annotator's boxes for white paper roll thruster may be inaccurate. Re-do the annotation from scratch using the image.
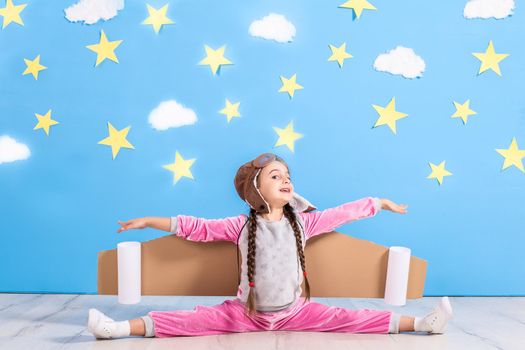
[384,246,411,306]
[117,241,141,304]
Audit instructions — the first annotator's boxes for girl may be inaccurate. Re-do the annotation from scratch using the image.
[88,153,453,339]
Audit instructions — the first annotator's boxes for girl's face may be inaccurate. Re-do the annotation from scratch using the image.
[257,160,294,208]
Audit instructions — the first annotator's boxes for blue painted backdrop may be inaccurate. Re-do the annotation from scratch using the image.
[1,0,524,295]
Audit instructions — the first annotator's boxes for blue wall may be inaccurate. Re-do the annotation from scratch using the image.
[1,0,523,295]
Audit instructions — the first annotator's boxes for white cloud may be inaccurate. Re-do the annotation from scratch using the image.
[0,135,30,165]
[464,0,514,19]
[148,100,198,131]
[64,0,124,25]
[249,13,296,43]
[373,46,426,79]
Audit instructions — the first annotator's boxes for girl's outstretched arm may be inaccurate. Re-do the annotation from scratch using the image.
[170,214,248,243]
[117,217,170,233]
[298,197,383,241]
[379,199,408,214]
[117,215,247,243]
[146,217,171,232]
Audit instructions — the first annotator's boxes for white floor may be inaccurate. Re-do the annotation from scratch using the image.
[0,294,523,350]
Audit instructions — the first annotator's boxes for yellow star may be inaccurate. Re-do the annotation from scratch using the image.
[142,3,174,34]
[86,30,123,67]
[472,40,509,76]
[338,0,376,19]
[22,55,47,80]
[372,97,408,135]
[273,121,303,152]
[198,45,233,75]
[328,43,353,68]
[163,151,196,185]
[33,109,59,136]
[98,122,134,159]
[219,99,241,123]
[495,137,525,172]
[451,100,477,125]
[0,0,26,29]
[278,74,303,98]
[427,161,452,185]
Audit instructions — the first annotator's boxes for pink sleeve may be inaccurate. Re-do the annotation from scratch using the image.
[170,214,248,243]
[298,197,382,241]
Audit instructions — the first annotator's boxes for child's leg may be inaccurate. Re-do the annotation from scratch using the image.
[148,299,267,338]
[89,299,266,339]
[272,298,396,334]
[399,316,415,332]
[129,317,146,336]
[88,308,132,339]
[271,297,452,335]
[413,297,454,333]
[108,315,154,337]
[390,297,454,334]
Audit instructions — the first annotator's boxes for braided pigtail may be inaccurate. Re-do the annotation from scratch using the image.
[244,208,258,316]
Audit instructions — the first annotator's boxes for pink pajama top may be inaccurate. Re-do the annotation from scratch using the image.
[170,197,382,312]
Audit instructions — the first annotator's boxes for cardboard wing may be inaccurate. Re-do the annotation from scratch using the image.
[98,232,426,298]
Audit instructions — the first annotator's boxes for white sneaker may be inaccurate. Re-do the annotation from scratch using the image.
[87,308,117,339]
[423,296,453,334]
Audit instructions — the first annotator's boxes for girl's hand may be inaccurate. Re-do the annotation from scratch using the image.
[380,199,408,214]
[117,218,149,233]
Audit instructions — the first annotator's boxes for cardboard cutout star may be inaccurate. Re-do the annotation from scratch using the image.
[86,30,123,66]
[98,122,134,159]
[23,55,47,80]
[472,40,509,76]
[451,100,477,125]
[198,45,232,75]
[273,121,303,152]
[427,161,452,185]
[338,0,376,19]
[219,99,241,122]
[142,3,174,34]
[372,97,408,134]
[0,0,26,29]
[328,43,353,68]
[278,74,303,98]
[34,109,59,136]
[163,151,196,184]
[496,137,525,172]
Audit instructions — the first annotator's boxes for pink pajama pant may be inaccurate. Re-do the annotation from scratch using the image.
[148,297,400,338]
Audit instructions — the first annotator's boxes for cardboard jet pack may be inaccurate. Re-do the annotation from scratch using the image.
[98,231,427,298]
